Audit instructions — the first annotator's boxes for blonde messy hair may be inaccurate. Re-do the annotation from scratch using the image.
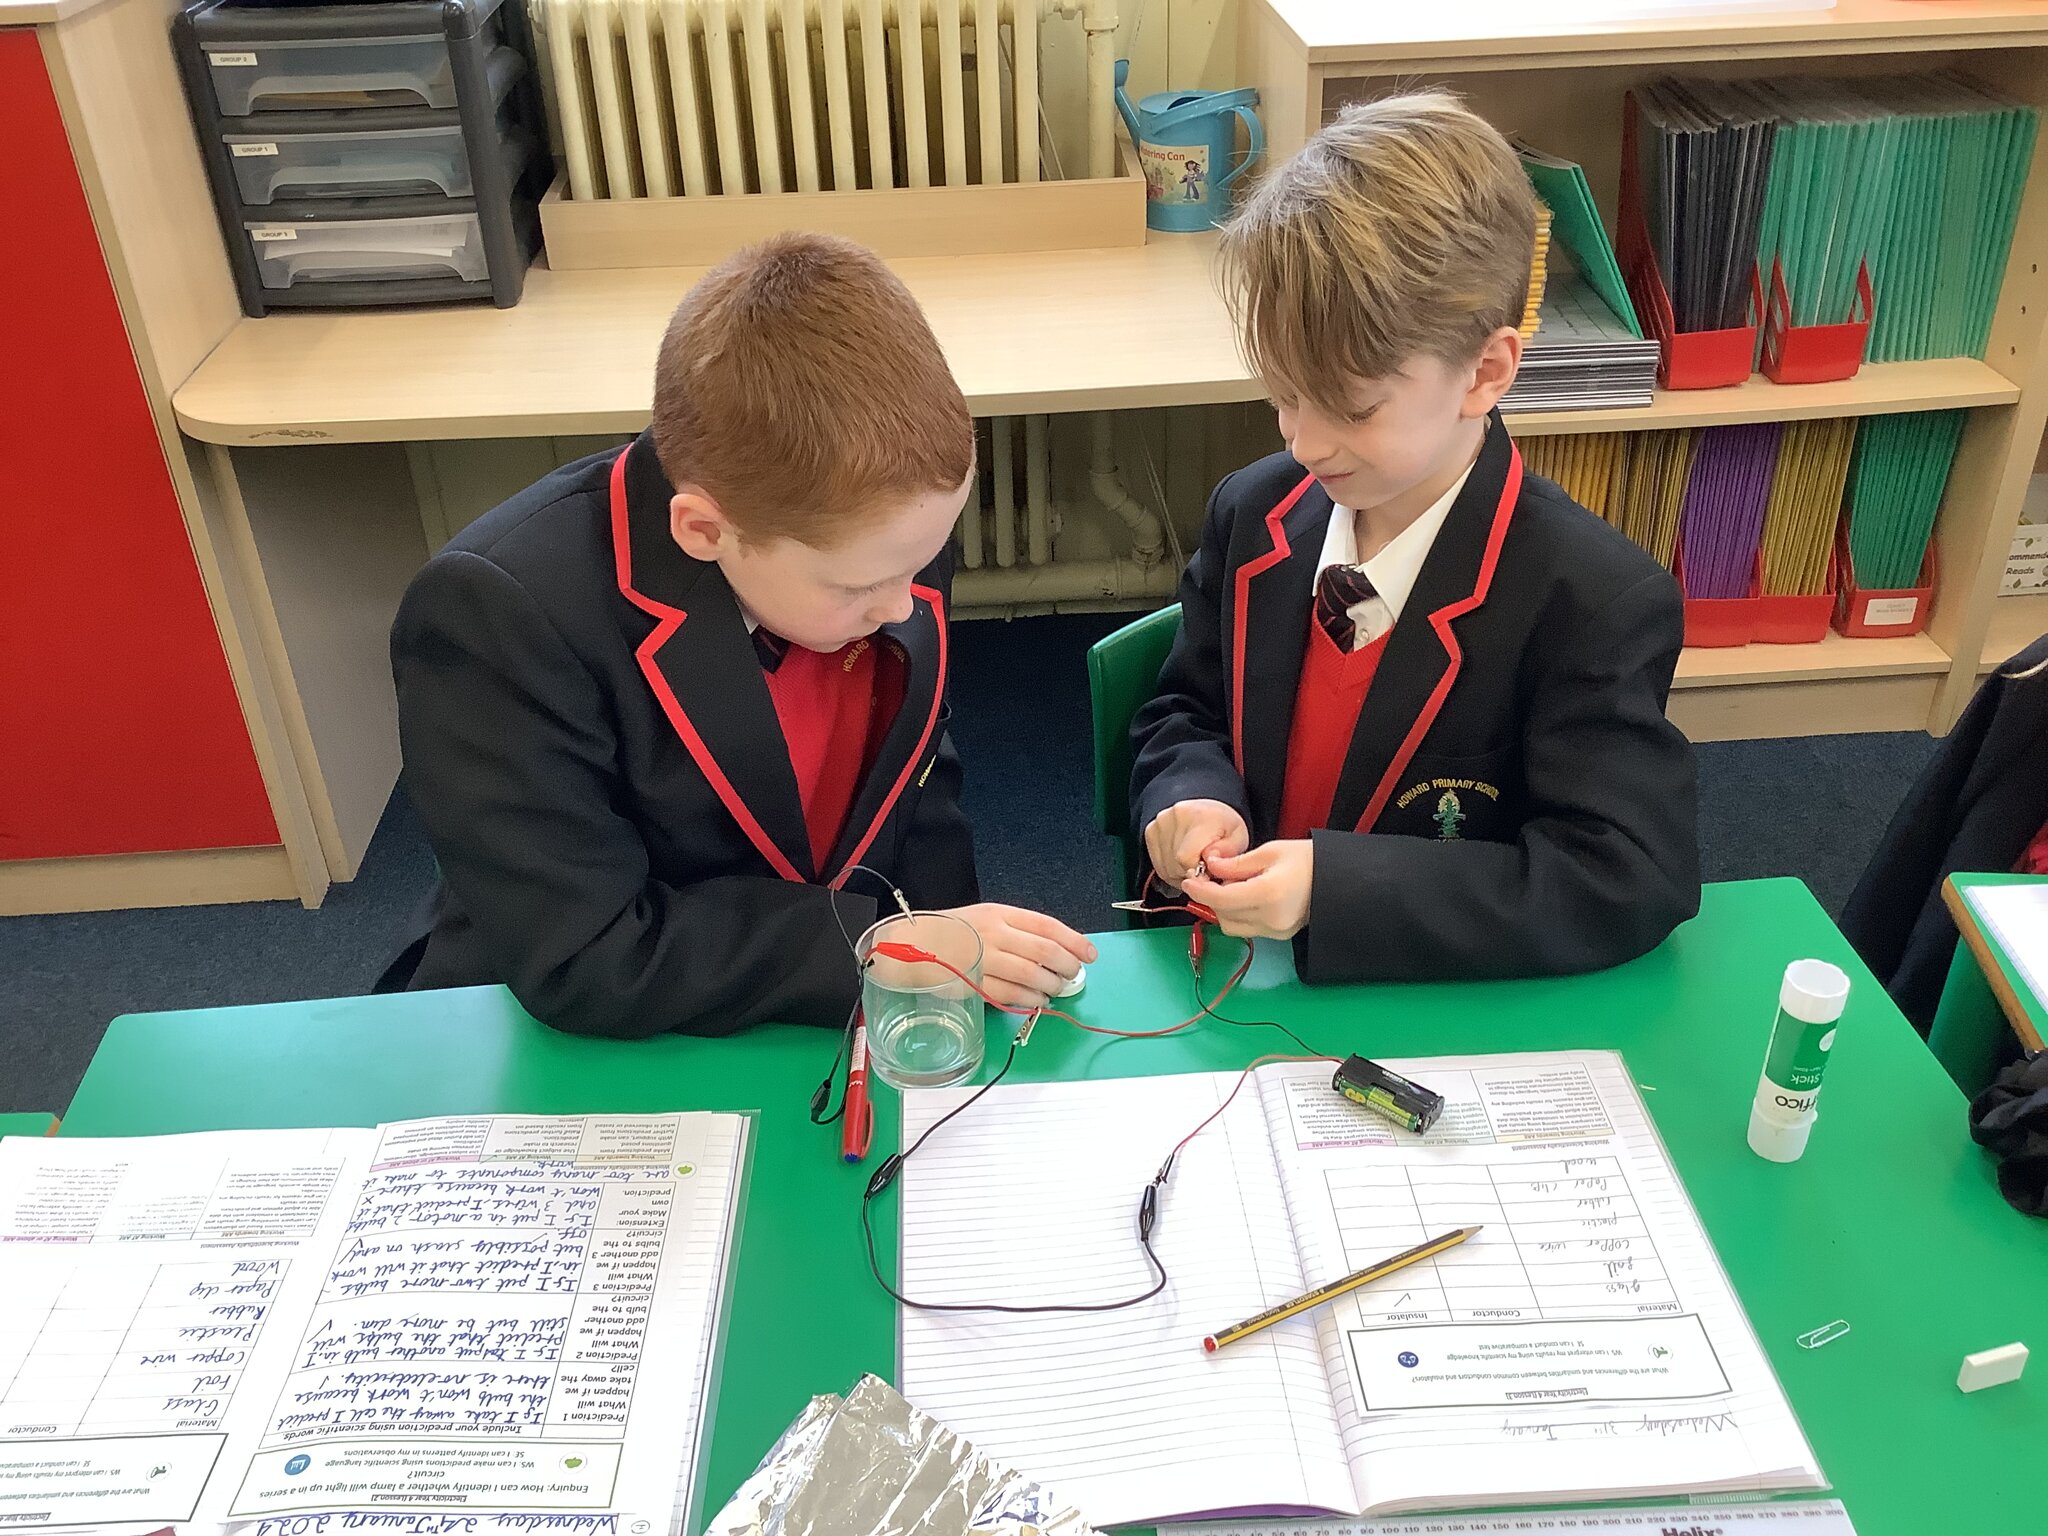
[1218,92,1537,418]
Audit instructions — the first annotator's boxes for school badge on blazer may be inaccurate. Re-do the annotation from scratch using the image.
[1434,790,1465,840]
[1393,775,1503,840]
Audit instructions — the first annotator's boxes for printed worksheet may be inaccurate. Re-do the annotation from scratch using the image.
[1259,1053,1819,1515]
[0,1115,749,1536]
[895,1051,1821,1528]
[0,1129,367,1530]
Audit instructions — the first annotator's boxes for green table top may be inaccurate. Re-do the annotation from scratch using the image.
[1947,870,2048,1048]
[60,878,2048,1535]
[0,1113,55,1138]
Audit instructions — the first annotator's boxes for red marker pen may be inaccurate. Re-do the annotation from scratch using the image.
[841,1016,874,1164]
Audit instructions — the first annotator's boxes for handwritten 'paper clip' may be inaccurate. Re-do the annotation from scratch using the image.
[1797,1319,1850,1349]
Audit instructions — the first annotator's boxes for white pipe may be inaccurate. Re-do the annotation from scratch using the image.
[857,0,892,187]
[1025,413,1050,564]
[528,0,571,171]
[819,0,857,188]
[954,554,1178,608]
[781,0,822,189]
[992,415,1017,568]
[658,0,1065,21]
[1090,414,1166,566]
[659,0,712,194]
[1011,0,1036,182]
[936,0,966,185]
[1082,0,1114,178]
[588,0,641,196]
[741,0,785,191]
[702,0,748,192]
[621,0,674,195]
[973,0,1002,183]
[543,0,601,199]
[958,492,985,568]
[895,0,931,187]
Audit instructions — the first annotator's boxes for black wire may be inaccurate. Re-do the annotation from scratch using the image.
[1191,944,1324,1058]
[808,1000,861,1126]
[860,1031,1173,1314]
[813,863,912,1126]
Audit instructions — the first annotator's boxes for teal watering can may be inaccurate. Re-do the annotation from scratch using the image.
[1114,60,1262,232]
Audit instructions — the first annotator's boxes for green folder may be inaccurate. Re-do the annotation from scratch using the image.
[1845,410,1964,589]
[1518,144,1645,340]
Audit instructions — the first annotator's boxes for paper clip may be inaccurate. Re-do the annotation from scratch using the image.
[1797,1319,1850,1350]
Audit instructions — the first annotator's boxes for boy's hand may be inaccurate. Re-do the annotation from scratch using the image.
[1183,841,1314,941]
[1144,800,1250,888]
[941,904,1098,1010]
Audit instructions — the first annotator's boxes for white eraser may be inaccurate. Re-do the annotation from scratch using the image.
[1055,965,1087,999]
[1958,1343,2028,1393]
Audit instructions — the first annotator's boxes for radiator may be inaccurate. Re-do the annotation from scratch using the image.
[532,0,1108,202]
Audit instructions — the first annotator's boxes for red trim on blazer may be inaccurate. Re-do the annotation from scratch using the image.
[828,583,947,890]
[1352,442,1525,834]
[1231,472,1319,775]
[609,451,806,884]
[609,451,949,890]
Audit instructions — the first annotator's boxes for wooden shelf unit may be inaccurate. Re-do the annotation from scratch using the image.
[1242,0,2048,738]
[133,1,2048,895]
[171,269,2023,445]
[1982,592,2048,669]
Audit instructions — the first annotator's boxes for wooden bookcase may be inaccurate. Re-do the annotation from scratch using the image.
[44,0,2034,900]
[1240,0,2048,734]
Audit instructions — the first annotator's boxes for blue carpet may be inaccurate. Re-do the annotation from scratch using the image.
[0,613,1937,1116]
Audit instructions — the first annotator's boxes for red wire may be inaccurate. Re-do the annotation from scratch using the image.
[868,931,1263,1040]
[1135,867,1220,926]
[868,942,1199,1039]
[866,936,1335,1197]
[1166,1051,1340,1168]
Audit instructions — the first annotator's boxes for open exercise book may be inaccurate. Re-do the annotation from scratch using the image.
[0,1113,749,1536]
[897,1051,1822,1528]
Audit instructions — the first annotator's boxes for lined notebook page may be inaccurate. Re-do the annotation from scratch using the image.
[897,1072,1355,1527]
[659,1114,749,1536]
[1257,1052,1822,1516]
[1966,883,2048,1014]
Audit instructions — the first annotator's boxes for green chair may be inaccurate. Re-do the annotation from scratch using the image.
[1087,604,1183,902]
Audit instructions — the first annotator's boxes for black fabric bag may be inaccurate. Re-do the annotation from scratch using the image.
[1969,1051,2048,1217]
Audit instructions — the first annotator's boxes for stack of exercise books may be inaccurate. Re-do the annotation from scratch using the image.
[1503,269,1661,412]
[1518,432,1626,522]
[1519,409,1961,600]
[1612,428,1693,571]
[1634,78,1779,334]
[1759,417,1857,597]
[1842,409,1967,586]
[1632,71,2035,358]
[1675,422,1782,599]
[1508,146,1657,413]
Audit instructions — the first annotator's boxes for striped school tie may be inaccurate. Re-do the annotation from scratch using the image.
[1314,564,1380,652]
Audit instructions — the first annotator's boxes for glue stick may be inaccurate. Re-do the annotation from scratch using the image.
[1747,959,1850,1163]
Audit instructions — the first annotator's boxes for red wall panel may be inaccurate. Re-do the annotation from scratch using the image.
[0,29,278,859]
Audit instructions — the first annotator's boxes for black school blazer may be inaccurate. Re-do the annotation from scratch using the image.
[1131,418,1700,982]
[387,432,978,1038]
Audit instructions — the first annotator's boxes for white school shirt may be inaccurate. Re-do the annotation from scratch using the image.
[1313,461,1475,649]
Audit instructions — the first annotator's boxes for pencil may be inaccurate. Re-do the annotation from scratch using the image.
[1202,1226,1481,1353]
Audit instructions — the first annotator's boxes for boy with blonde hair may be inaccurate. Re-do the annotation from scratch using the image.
[389,233,1094,1036]
[1132,94,1699,980]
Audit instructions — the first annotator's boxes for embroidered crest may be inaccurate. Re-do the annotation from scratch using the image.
[1434,789,1466,840]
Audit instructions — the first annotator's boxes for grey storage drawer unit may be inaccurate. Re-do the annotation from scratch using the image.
[177,0,551,313]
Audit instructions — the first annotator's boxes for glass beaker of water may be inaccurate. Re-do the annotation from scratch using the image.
[856,911,986,1090]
